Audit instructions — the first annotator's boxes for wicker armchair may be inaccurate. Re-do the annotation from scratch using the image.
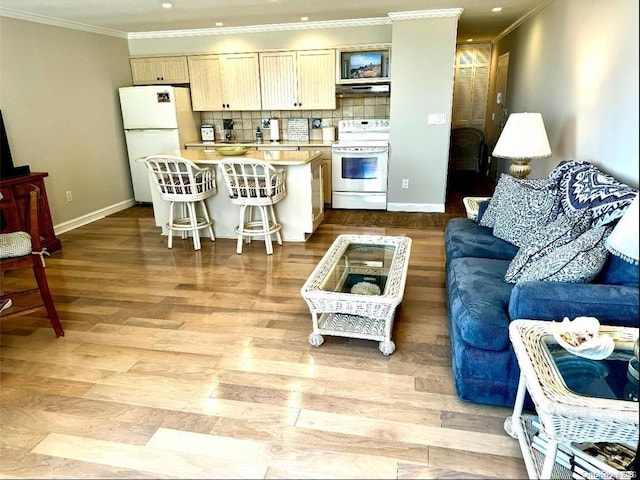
[449,127,487,173]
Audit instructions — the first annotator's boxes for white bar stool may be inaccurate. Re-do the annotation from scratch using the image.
[218,159,286,255]
[145,155,217,251]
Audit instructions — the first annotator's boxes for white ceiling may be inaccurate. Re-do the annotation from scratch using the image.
[0,0,547,41]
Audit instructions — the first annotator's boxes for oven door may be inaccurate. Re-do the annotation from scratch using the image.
[331,146,388,193]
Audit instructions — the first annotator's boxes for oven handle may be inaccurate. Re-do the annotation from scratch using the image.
[331,146,389,154]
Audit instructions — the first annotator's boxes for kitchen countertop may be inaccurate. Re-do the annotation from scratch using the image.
[137,149,323,166]
[184,140,335,149]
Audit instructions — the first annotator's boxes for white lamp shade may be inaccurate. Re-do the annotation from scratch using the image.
[492,112,552,160]
[606,195,639,264]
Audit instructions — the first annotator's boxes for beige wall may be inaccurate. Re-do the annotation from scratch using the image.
[487,0,639,188]
[0,16,134,230]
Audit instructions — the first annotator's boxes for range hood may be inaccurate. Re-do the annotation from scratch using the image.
[336,83,390,97]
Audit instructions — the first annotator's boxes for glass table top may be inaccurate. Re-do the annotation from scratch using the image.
[318,243,396,295]
[544,339,639,403]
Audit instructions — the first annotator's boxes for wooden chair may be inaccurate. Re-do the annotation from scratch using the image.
[0,184,64,337]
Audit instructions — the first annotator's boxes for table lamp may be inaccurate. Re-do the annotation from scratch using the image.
[492,112,552,178]
[605,194,639,383]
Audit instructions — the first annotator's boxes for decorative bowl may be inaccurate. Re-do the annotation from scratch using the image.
[552,316,615,360]
[216,146,249,156]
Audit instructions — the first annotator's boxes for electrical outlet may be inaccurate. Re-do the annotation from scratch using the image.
[401,179,409,189]
[65,190,73,202]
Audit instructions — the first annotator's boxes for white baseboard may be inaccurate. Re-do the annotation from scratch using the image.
[386,202,445,213]
[54,199,137,235]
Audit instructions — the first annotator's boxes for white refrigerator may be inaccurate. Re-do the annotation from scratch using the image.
[119,85,200,202]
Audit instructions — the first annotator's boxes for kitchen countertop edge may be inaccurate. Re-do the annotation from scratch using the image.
[185,141,336,149]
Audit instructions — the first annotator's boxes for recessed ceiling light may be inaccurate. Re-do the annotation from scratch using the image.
[492,7,503,12]
[162,2,173,9]
[215,22,224,26]
[300,16,309,21]
[467,38,474,42]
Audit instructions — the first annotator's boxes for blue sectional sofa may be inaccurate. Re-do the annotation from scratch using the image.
[444,161,639,407]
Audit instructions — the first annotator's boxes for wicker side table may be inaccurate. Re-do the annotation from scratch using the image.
[507,320,639,479]
[462,196,491,221]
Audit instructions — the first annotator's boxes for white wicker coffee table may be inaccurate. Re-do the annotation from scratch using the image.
[300,234,411,355]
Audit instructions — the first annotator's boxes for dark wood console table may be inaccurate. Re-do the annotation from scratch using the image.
[0,172,62,252]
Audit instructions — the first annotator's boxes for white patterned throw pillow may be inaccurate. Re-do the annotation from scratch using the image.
[489,175,559,247]
[480,174,558,235]
[504,212,593,283]
[515,226,611,283]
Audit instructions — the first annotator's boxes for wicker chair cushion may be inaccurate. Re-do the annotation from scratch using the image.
[0,231,32,259]
[230,177,278,198]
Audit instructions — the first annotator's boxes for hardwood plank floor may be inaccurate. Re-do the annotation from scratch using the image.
[0,201,527,479]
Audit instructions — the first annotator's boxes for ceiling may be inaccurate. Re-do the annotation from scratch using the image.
[0,0,547,41]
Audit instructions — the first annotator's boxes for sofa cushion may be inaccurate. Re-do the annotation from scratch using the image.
[445,217,519,262]
[504,212,593,283]
[480,174,558,231]
[516,226,611,283]
[550,160,638,227]
[509,280,640,325]
[447,256,514,351]
[595,253,640,287]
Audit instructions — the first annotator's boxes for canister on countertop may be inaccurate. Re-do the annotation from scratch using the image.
[200,124,214,142]
[322,126,336,143]
[255,126,263,143]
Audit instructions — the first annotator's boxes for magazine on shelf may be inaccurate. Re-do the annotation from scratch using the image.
[531,434,572,470]
[570,441,637,479]
[572,462,607,480]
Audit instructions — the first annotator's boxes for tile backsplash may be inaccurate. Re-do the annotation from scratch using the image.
[199,95,390,142]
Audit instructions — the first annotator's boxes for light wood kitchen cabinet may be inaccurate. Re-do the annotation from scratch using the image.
[308,156,325,231]
[300,146,331,204]
[188,53,261,111]
[130,56,189,85]
[259,50,336,110]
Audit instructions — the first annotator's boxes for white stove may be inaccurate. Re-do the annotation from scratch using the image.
[331,119,390,210]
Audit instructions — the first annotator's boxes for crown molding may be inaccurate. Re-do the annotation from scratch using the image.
[0,7,127,38]
[127,17,391,39]
[494,0,553,42]
[387,9,463,21]
[0,7,464,40]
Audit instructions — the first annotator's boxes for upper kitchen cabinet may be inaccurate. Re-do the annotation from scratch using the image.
[452,43,491,130]
[188,53,261,111]
[336,45,391,84]
[259,50,336,110]
[130,56,189,85]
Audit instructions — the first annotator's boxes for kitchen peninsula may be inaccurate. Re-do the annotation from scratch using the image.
[138,149,324,242]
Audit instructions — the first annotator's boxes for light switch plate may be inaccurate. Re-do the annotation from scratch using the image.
[428,113,447,125]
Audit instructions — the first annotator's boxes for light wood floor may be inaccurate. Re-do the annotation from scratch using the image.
[0,206,526,479]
